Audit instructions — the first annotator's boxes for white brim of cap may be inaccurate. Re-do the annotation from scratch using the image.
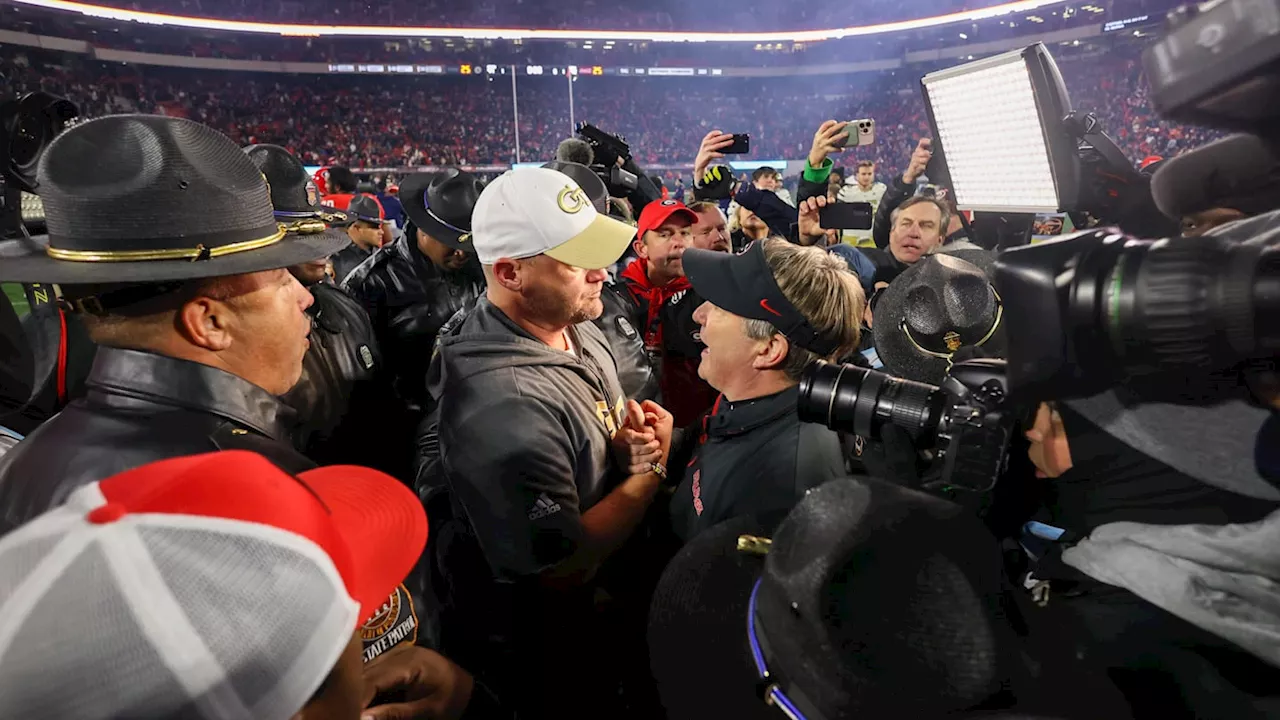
[541,212,636,270]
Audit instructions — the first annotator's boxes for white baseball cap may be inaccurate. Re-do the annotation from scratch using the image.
[471,166,636,270]
[0,451,427,720]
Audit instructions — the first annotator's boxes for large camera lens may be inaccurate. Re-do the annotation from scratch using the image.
[1069,228,1280,377]
[798,361,947,439]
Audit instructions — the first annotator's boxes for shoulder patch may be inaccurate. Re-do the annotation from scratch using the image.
[361,584,419,664]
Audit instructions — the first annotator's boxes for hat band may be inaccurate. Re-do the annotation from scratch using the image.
[747,578,824,720]
[423,192,469,235]
[46,225,287,263]
[276,209,348,225]
[898,289,1004,364]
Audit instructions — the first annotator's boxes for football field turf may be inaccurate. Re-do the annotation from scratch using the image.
[3,284,29,317]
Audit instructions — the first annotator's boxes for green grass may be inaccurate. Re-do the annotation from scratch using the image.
[3,284,30,317]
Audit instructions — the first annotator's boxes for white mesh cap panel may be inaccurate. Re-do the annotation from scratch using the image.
[140,524,353,718]
[0,511,359,720]
[0,543,196,720]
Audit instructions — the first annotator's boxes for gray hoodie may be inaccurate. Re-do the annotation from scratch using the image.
[427,297,628,580]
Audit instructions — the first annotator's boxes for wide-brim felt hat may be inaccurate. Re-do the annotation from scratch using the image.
[648,478,1067,719]
[399,168,484,251]
[243,143,351,227]
[0,115,348,285]
[873,249,1006,385]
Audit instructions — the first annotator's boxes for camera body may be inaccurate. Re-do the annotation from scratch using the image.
[799,358,1015,492]
[0,85,79,239]
[575,122,639,197]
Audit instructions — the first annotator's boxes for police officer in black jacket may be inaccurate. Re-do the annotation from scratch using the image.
[343,170,485,416]
[332,194,390,285]
[0,115,350,535]
[243,144,400,472]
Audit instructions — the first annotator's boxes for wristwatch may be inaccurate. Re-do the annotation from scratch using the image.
[651,461,668,481]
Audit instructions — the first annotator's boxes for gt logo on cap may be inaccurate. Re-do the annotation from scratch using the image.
[557,185,589,215]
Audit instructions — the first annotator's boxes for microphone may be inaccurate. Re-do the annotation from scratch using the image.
[1151,133,1280,221]
[556,138,595,167]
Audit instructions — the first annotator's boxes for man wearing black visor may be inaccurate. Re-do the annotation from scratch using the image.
[667,238,866,541]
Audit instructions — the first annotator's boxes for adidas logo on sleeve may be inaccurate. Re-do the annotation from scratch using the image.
[528,492,563,521]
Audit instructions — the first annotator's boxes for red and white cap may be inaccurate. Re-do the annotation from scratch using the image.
[0,451,428,720]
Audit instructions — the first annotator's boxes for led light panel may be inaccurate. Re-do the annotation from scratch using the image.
[923,51,1061,213]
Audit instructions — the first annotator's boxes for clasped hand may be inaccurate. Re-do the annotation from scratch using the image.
[610,399,674,476]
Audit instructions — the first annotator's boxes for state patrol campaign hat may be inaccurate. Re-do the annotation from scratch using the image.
[636,197,699,240]
[471,166,636,269]
[682,240,842,355]
[345,194,389,226]
[243,143,351,228]
[399,168,485,251]
[0,115,349,286]
[872,251,1006,385]
[0,450,428,720]
[648,478,1115,720]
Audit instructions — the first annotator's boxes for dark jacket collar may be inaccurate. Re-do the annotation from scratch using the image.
[705,386,798,438]
[85,346,299,442]
[390,231,482,285]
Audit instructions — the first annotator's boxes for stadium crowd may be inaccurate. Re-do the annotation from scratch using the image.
[0,0,1277,715]
[2,44,1221,171]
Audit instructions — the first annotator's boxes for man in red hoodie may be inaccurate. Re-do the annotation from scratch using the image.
[617,199,723,427]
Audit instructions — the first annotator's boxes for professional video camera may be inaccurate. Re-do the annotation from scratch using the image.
[798,359,1015,492]
[993,0,1280,405]
[799,0,1280,491]
[0,81,78,240]
[0,79,79,433]
[574,122,639,196]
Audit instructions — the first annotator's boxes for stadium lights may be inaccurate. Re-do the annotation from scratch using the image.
[921,43,1077,214]
[10,0,1074,42]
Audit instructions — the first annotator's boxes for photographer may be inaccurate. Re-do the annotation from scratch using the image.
[1020,397,1280,717]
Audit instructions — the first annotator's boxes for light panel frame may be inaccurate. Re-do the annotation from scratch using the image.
[920,43,1078,215]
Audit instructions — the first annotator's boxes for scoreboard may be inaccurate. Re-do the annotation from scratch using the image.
[326,64,726,77]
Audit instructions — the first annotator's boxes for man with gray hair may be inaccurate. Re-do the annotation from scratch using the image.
[861,195,951,285]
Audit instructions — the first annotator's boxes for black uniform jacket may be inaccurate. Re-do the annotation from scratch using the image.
[342,232,485,413]
[0,346,313,536]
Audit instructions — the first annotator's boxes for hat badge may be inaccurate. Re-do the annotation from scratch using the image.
[306,181,319,207]
[944,331,962,352]
[557,185,589,215]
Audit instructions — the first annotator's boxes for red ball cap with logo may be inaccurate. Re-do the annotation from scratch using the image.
[0,450,427,720]
[636,198,699,240]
